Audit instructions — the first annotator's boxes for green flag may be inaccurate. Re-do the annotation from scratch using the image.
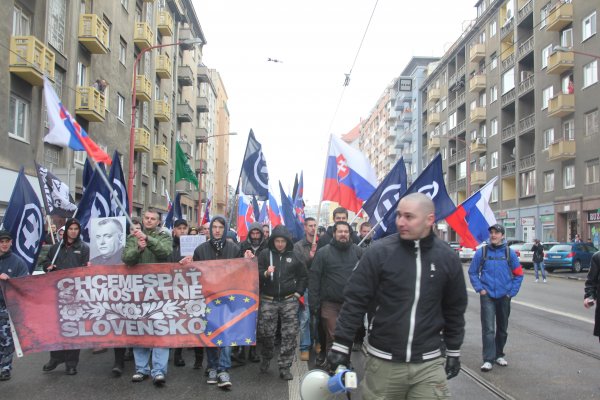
[175,141,199,189]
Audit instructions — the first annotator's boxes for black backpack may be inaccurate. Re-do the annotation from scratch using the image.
[478,244,511,275]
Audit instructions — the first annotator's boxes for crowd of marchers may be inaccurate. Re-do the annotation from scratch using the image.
[1,194,600,399]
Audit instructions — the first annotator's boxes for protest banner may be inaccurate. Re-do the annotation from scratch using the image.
[0,258,258,356]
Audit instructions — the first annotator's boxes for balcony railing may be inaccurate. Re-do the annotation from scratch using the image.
[500,18,514,38]
[428,112,440,126]
[469,43,485,62]
[517,36,534,59]
[75,86,106,122]
[519,113,535,134]
[9,36,55,85]
[428,136,441,150]
[134,128,151,153]
[156,55,172,79]
[469,74,486,93]
[471,170,487,185]
[135,75,152,102]
[518,74,534,96]
[501,160,516,177]
[457,120,466,134]
[154,100,171,122]
[547,3,573,31]
[177,65,194,86]
[501,89,516,107]
[157,11,174,36]
[457,148,467,162]
[196,95,209,112]
[548,139,576,161]
[176,102,194,122]
[501,52,515,71]
[457,178,466,191]
[470,137,487,154]
[196,127,208,143]
[519,153,535,170]
[457,91,466,106]
[501,123,516,142]
[195,159,208,174]
[547,51,574,75]
[78,14,109,54]
[518,0,533,22]
[134,22,154,50]
[470,107,486,123]
[548,93,574,118]
[197,65,210,83]
[153,145,169,165]
[427,87,442,102]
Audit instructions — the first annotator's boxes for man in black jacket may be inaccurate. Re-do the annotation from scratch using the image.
[309,221,363,356]
[317,207,360,249]
[257,225,308,380]
[531,239,546,283]
[41,218,90,376]
[328,193,467,399]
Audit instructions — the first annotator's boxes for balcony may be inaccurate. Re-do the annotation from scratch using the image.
[518,74,534,96]
[9,36,55,85]
[197,65,210,83]
[176,102,194,122]
[177,65,194,86]
[134,22,153,50]
[196,127,208,143]
[78,14,109,54]
[501,89,516,107]
[469,74,486,92]
[548,93,574,118]
[428,112,440,126]
[548,139,576,161]
[196,95,209,112]
[518,0,533,22]
[469,43,486,62]
[470,137,487,154]
[155,55,172,79]
[547,3,573,31]
[401,151,413,162]
[134,128,151,153]
[401,112,413,122]
[519,153,536,170]
[501,52,515,71]
[519,113,535,134]
[501,160,516,177]
[135,75,152,102]
[469,107,486,123]
[157,11,173,36]
[457,148,467,163]
[75,87,105,122]
[456,91,466,106]
[501,123,516,142]
[195,159,208,174]
[428,136,441,150]
[399,130,412,143]
[500,19,514,38]
[471,170,487,185]
[427,87,441,102]
[154,100,171,122]
[517,36,534,59]
[547,51,574,75]
[153,144,169,165]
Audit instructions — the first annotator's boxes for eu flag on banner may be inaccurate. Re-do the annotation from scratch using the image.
[204,291,258,347]
[74,164,112,243]
[279,181,304,241]
[362,158,407,227]
[164,193,182,230]
[108,151,129,217]
[374,154,455,239]
[2,168,44,273]
[237,130,269,200]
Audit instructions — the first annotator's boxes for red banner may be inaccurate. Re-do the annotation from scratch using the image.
[0,259,259,356]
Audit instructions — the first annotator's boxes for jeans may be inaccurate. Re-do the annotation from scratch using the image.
[298,290,311,351]
[133,347,169,378]
[206,346,231,372]
[533,261,546,280]
[480,294,511,363]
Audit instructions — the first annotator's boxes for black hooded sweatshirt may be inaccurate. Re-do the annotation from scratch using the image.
[238,222,267,257]
[257,225,308,299]
[193,216,240,261]
[41,218,90,272]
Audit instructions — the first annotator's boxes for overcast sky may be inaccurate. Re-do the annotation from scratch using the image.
[194,0,476,205]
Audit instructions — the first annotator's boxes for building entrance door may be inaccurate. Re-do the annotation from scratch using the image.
[523,225,536,242]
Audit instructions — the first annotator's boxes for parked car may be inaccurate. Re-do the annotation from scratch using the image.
[513,242,559,269]
[543,243,599,273]
[448,242,461,255]
[459,246,475,262]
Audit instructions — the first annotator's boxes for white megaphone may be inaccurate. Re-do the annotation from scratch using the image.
[300,366,358,400]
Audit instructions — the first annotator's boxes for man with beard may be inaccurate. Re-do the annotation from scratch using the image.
[309,221,363,358]
[193,216,240,390]
[170,219,204,369]
[317,207,360,249]
[232,222,266,364]
[41,219,90,376]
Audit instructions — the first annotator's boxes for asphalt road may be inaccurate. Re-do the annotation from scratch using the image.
[2,265,598,399]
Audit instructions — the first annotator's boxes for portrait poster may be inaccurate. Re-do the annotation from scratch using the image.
[89,217,127,265]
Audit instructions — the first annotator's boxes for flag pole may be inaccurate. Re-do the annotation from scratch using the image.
[91,161,134,227]
[357,218,383,247]
[313,134,333,246]
[46,215,56,245]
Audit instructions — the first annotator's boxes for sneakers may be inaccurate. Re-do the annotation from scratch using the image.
[259,358,270,373]
[131,372,148,382]
[535,279,539,283]
[153,374,166,385]
[300,351,309,361]
[217,372,232,389]
[543,279,547,283]
[480,362,493,372]
[206,369,218,384]
[0,370,10,381]
[495,357,508,366]
[279,368,293,380]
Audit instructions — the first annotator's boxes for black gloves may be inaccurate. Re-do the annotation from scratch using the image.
[327,348,350,373]
[445,356,461,380]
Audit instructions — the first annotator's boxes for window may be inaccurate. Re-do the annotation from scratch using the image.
[161,177,166,196]
[77,62,88,86]
[502,68,515,94]
[48,0,66,53]
[143,102,149,127]
[442,146,447,160]
[103,15,112,49]
[479,91,487,107]
[152,173,157,193]
[117,93,125,121]
[141,183,147,204]
[141,153,148,176]
[520,171,536,197]
[586,159,600,184]
[583,11,597,42]
[490,85,498,103]
[542,86,553,109]
[585,110,599,136]
[491,118,498,136]
[470,129,478,141]
[458,161,466,179]
[563,165,575,189]
[13,4,31,35]
[491,183,498,203]
[544,171,554,192]
[563,119,574,140]
[480,124,487,138]
[74,151,86,164]
[543,128,554,149]
[561,28,573,48]
[119,38,127,65]
[541,45,552,69]
[490,53,498,70]
[583,60,598,88]
[562,75,573,94]
[540,3,550,29]
[489,20,497,37]
[491,151,498,168]
[448,112,457,129]
[9,94,29,142]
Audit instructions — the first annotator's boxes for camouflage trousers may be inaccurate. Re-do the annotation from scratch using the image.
[0,317,15,372]
[258,297,299,369]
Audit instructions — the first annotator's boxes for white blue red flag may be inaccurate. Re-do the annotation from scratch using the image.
[201,198,212,225]
[258,201,268,225]
[293,171,305,224]
[267,186,283,227]
[164,193,182,230]
[43,78,111,165]
[446,177,498,249]
[322,135,377,212]
[237,194,254,242]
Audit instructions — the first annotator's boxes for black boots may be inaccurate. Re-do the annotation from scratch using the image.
[259,358,270,373]
[173,348,185,367]
[279,368,293,380]
[248,347,260,363]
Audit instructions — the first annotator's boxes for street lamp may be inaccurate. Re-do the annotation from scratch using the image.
[128,37,204,213]
[197,132,237,226]
[553,45,600,60]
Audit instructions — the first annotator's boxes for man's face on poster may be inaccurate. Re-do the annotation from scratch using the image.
[95,222,122,257]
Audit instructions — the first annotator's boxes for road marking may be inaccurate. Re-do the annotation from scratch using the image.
[467,288,594,324]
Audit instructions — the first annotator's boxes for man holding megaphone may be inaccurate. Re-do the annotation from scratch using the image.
[328,193,468,399]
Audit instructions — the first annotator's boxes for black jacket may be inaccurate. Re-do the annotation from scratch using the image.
[585,252,600,337]
[317,225,360,249]
[532,242,544,263]
[238,222,267,257]
[193,216,240,261]
[0,251,29,316]
[309,240,363,310]
[332,231,467,363]
[257,225,308,299]
[41,238,90,272]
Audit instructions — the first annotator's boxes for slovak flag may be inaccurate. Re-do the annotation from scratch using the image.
[201,199,212,225]
[294,171,305,224]
[237,194,255,242]
[322,135,377,213]
[43,78,112,165]
[446,177,498,249]
[267,187,282,227]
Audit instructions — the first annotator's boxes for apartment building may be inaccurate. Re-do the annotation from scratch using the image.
[3,0,229,226]
[360,84,394,181]
[420,0,600,244]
